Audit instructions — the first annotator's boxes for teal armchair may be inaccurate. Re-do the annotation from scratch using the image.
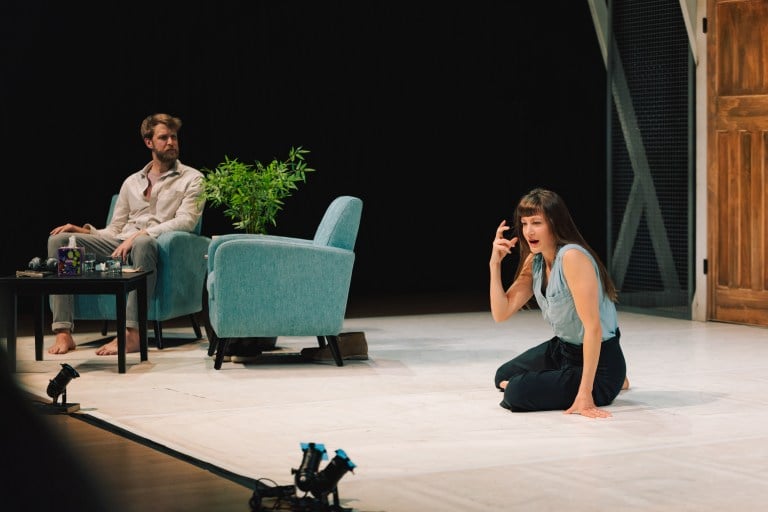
[65,194,211,349]
[205,195,363,370]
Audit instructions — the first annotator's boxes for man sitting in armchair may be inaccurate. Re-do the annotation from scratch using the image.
[46,113,204,356]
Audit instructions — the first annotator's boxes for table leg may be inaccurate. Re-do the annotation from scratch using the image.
[34,295,45,361]
[116,289,127,374]
[3,286,17,373]
[137,277,148,362]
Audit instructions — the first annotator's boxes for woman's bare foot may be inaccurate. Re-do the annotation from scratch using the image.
[499,380,508,390]
[95,328,141,356]
[48,330,77,354]
[622,377,630,390]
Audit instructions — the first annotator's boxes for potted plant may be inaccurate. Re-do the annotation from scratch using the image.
[199,146,315,234]
[199,146,315,356]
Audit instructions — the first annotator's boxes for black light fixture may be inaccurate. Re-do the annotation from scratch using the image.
[45,363,80,413]
[294,442,327,493]
[311,448,356,497]
[249,442,357,511]
[291,442,356,511]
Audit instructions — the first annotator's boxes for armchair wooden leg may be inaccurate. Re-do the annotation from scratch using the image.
[213,336,229,370]
[190,314,203,339]
[325,335,344,367]
[204,319,217,357]
[205,325,227,370]
[101,320,109,336]
[153,320,163,350]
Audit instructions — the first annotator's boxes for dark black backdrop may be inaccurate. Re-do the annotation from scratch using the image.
[1,1,606,312]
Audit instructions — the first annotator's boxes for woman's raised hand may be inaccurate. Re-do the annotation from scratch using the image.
[490,220,518,265]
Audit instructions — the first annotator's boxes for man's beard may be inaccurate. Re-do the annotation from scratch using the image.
[155,148,178,165]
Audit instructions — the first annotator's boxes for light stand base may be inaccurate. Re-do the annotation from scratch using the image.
[255,496,352,512]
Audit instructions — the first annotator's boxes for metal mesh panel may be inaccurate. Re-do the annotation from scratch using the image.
[608,0,693,316]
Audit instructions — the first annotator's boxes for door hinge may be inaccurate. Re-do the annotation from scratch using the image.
[703,259,708,274]
[703,17,707,33]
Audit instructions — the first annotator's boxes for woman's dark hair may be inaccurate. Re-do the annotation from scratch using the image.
[513,187,618,302]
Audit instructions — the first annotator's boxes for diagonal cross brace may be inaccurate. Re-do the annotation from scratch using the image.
[588,0,682,292]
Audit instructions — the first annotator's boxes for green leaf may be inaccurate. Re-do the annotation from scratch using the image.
[199,147,316,234]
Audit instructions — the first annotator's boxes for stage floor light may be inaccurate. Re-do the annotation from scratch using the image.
[288,442,355,512]
[44,363,80,413]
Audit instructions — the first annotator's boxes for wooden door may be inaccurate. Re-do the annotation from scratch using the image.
[707,0,768,327]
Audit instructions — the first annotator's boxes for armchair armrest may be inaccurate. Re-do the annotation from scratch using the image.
[151,231,211,319]
[207,233,312,274]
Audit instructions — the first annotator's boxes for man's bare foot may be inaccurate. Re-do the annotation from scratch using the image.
[96,328,141,356]
[48,330,77,354]
[622,377,630,390]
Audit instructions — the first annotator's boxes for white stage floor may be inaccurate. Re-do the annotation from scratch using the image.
[9,308,768,512]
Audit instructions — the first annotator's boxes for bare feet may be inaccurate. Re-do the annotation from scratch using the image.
[95,328,141,356]
[48,330,77,354]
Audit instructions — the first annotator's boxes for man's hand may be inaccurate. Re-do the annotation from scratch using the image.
[50,223,87,236]
[112,230,149,261]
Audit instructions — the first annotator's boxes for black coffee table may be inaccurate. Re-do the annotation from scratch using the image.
[0,270,152,374]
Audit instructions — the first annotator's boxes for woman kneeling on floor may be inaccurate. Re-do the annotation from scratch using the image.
[489,187,629,419]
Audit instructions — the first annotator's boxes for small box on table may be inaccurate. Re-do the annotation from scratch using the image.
[57,247,85,276]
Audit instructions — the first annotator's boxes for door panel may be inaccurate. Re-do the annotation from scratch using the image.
[707,0,768,327]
